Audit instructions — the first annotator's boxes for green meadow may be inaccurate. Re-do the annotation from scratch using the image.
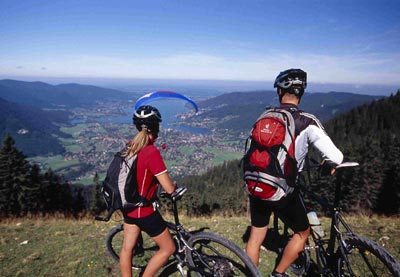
[1,214,398,276]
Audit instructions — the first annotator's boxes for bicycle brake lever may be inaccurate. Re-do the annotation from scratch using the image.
[171,187,188,201]
[159,187,188,200]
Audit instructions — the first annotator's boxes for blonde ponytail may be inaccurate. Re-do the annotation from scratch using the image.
[122,129,150,158]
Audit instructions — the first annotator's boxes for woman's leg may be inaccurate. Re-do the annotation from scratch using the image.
[142,227,176,277]
[120,223,141,277]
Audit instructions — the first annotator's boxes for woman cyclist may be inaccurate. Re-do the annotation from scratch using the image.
[119,105,176,277]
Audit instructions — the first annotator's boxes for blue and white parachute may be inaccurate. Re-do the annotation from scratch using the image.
[134,91,198,112]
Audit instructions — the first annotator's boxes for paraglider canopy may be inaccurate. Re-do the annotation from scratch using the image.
[134,91,198,113]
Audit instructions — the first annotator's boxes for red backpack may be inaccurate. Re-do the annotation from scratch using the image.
[243,108,297,202]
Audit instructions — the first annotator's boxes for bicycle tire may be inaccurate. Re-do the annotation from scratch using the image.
[105,224,159,271]
[337,235,400,276]
[186,232,261,277]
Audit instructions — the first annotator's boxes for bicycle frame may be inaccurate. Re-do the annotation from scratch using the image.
[297,162,360,276]
[154,187,261,276]
[161,188,202,275]
[96,187,200,275]
[98,187,260,276]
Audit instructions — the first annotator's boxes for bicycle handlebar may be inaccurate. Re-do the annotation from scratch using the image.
[160,186,188,201]
[304,159,359,175]
[335,162,359,170]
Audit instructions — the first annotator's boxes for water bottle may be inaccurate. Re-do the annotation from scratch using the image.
[307,210,325,238]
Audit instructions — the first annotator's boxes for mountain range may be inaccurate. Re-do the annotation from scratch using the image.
[0,79,387,156]
[0,79,134,109]
[194,90,384,133]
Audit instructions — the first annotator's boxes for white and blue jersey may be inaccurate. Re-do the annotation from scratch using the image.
[279,103,344,171]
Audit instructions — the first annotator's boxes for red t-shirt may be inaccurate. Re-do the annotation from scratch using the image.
[125,144,167,218]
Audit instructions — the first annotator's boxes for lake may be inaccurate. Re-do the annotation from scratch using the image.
[72,99,210,134]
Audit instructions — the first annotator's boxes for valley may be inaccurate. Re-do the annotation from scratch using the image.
[29,100,244,185]
[2,79,389,186]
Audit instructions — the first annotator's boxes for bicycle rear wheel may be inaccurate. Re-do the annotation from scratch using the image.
[289,246,311,275]
[105,224,158,271]
[337,235,400,276]
[186,232,261,277]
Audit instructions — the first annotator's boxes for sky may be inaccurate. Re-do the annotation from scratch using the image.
[1,0,399,93]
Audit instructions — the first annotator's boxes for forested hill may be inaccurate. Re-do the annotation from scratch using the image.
[180,91,400,215]
[0,97,69,156]
[325,92,400,150]
[194,90,384,134]
[319,91,400,214]
[0,79,138,156]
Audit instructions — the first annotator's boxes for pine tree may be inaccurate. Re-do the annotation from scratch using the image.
[21,164,43,214]
[89,172,106,215]
[72,186,86,216]
[377,135,400,214]
[0,134,31,216]
[42,168,73,214]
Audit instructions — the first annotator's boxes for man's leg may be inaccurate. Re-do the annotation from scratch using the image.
[274,227,310,273]
[245,225,268,266]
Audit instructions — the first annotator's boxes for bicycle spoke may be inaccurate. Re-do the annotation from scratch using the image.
[344,248,384,276]
[195,244,244,274]
[337,236,399,276]
[190,243,247,276]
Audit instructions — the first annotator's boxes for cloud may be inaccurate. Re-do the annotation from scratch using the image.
[1,51,399,85]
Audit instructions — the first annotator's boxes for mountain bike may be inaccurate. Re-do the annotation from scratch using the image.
[254,162,400,276]
[96,187,261,276]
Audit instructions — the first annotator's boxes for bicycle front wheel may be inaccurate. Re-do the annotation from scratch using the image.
[105,224,158,271]
[186,232,261,277]
[337,235,400,276]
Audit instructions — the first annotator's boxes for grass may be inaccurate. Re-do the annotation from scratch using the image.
[60,124,88,137]
[206,147,242,165]
[179,145,195,156]
[0,214,398,276]
[58,137,88,153]
[28,155,82,171]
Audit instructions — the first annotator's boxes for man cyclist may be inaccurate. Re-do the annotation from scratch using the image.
[245,68,344,277]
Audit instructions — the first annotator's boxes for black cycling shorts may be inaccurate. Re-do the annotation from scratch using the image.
[124,210,167,237]
[250,191,309,232]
